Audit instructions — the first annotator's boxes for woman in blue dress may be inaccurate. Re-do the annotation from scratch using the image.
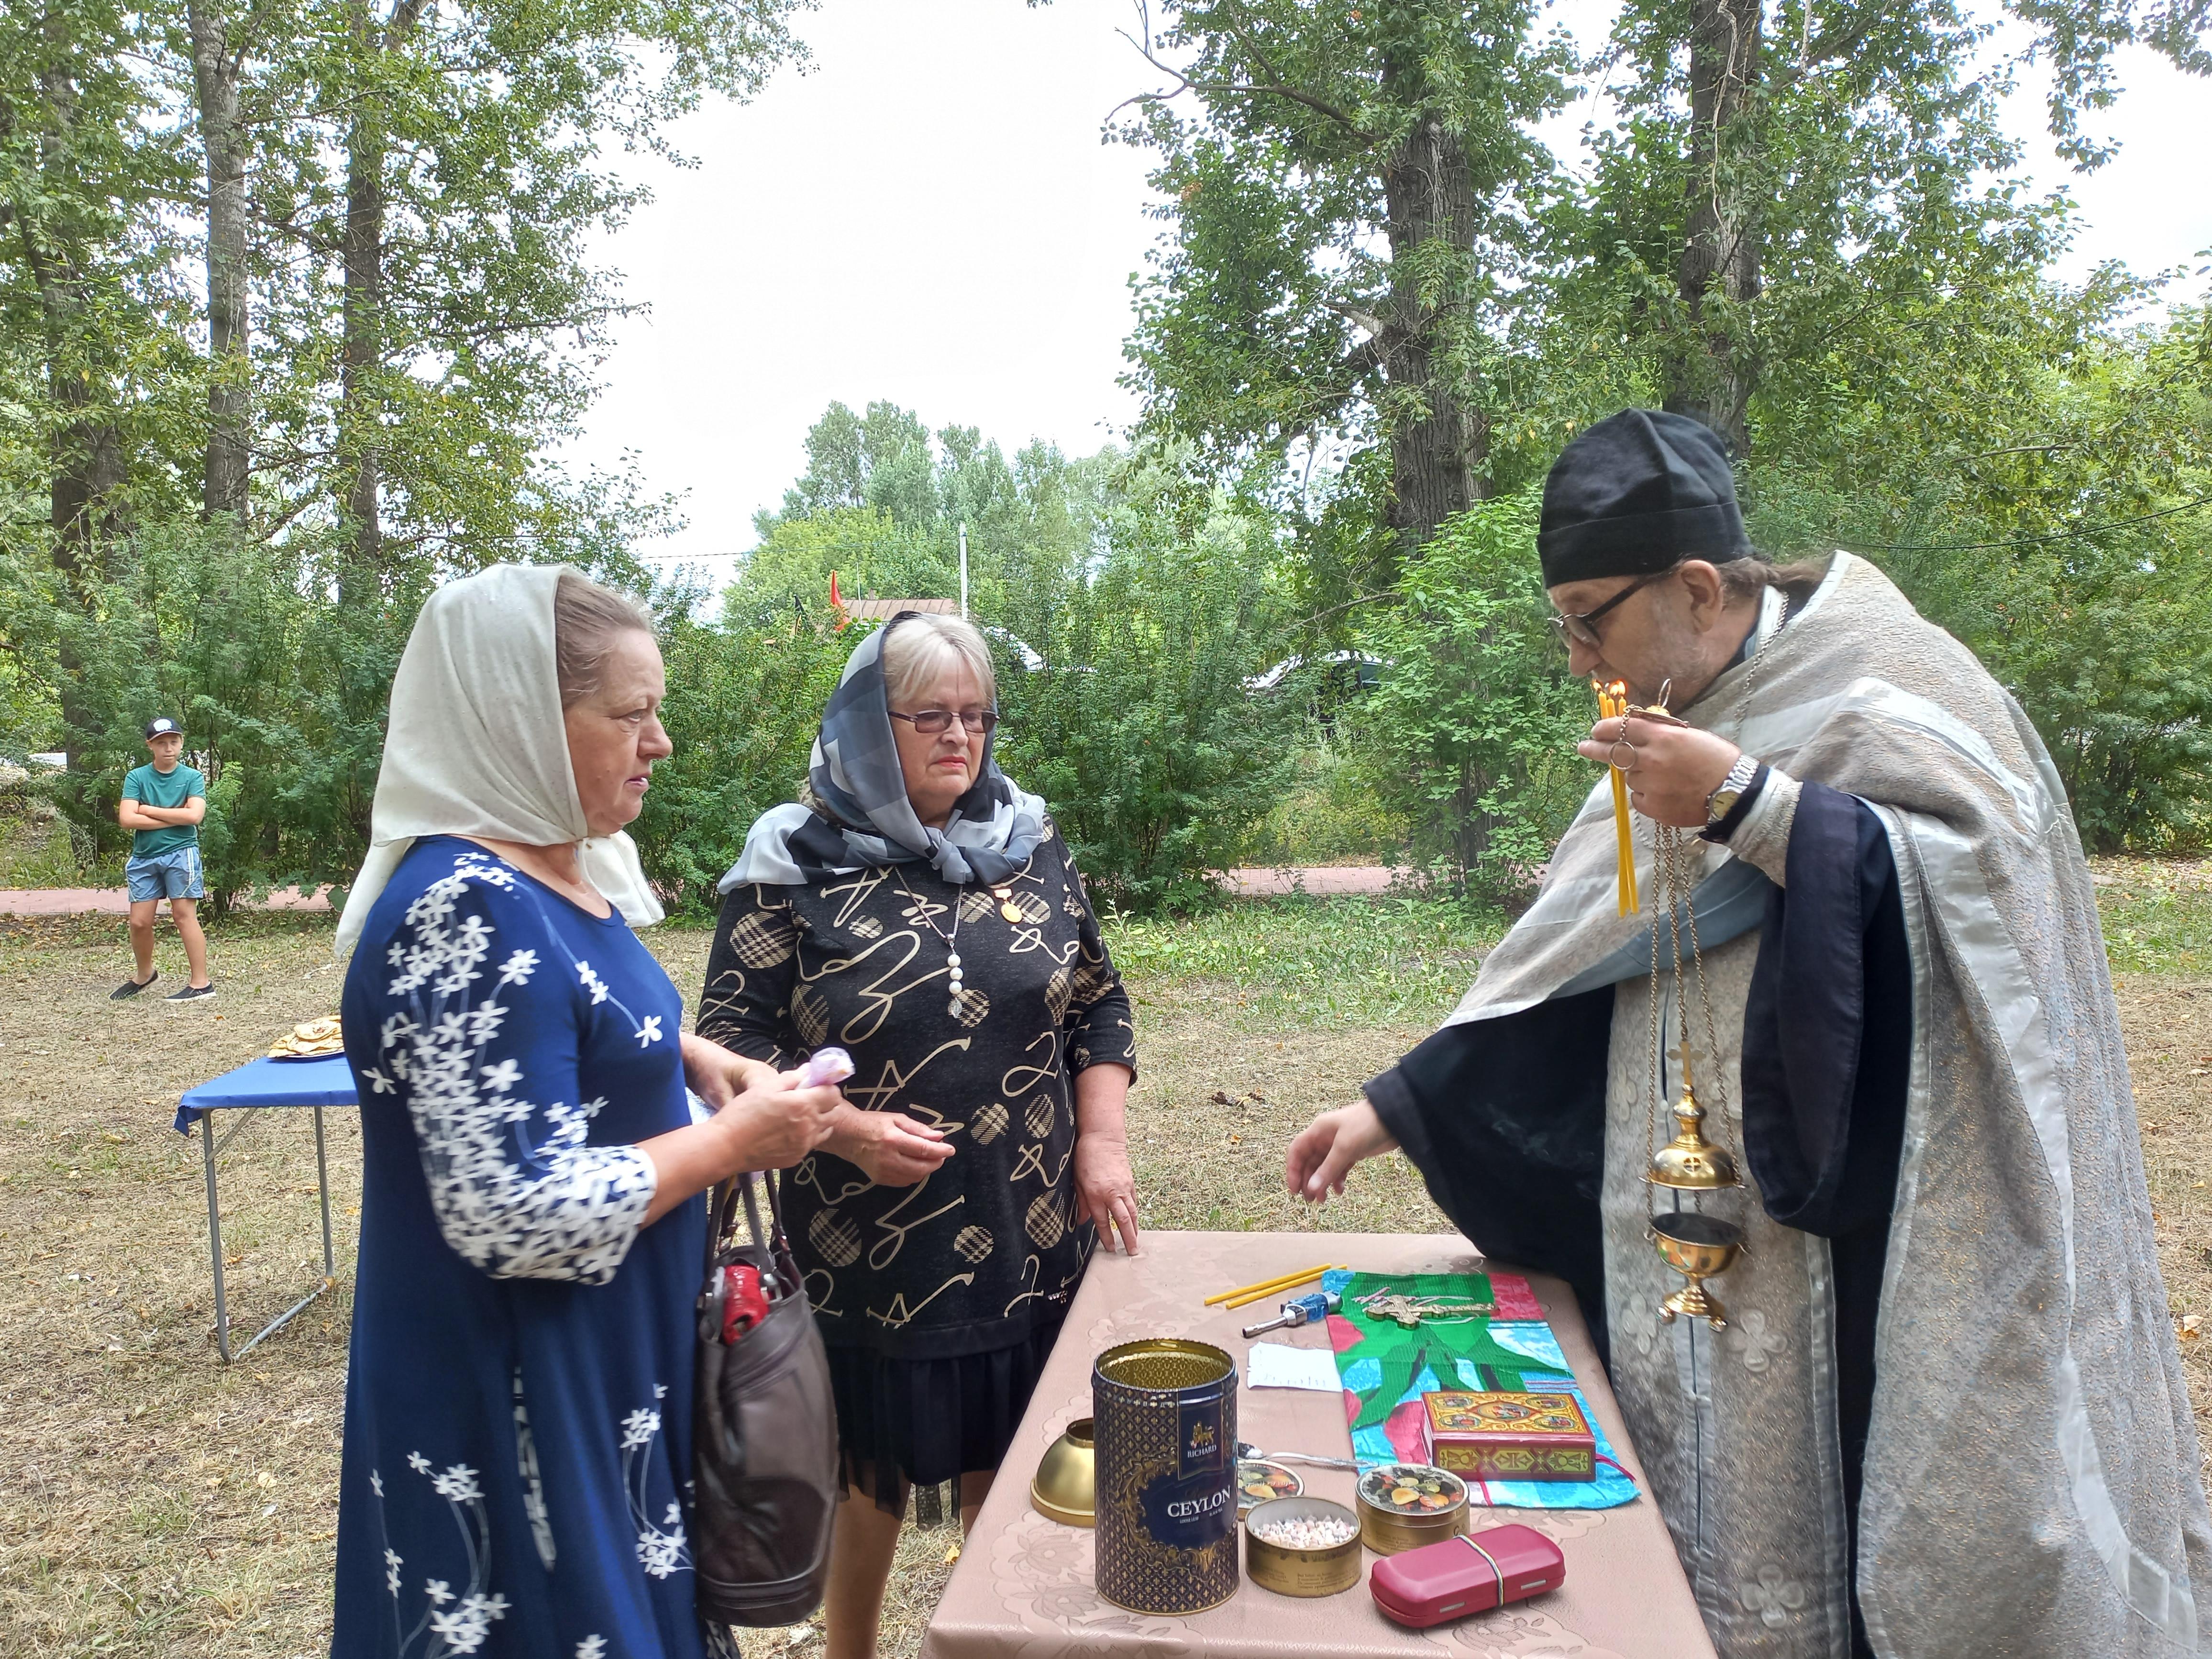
[331,565,842,1658]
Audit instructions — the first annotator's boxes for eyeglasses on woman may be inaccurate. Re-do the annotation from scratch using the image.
[889,708,1000,736]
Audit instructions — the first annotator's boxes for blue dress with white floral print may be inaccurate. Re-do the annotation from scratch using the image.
[333,838,724,1659]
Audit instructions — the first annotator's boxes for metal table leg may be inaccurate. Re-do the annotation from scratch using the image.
[314,1104,334,1277]
[202,1111,232,1363]
[200,1101,344,1364]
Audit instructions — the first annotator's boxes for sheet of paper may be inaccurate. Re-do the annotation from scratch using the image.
[1246,1343,1343,1392]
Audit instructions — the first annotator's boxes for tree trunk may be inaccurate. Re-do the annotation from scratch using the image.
[16,40,124,766]
[1378,111,1488,549]
[341,106,383,563]
[187,0,250,520]
[1666,0,1764,455]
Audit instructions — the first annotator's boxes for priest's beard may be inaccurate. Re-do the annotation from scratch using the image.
[1628,603,1719,710]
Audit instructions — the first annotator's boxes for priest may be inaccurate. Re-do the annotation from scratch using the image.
[1286,410,2210,1658]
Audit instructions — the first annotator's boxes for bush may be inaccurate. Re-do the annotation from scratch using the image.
[1349,492,1592,898]
[0,519,434,911]
[629,607,852,915]
[997,471,1292,910]
[1748,468,2212,852]
[1236,725,1411,867]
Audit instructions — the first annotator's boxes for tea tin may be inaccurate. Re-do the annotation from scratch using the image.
[1355,1461,1470,1555]
[1244,1497,1363,1597]
[1092,1338,1240,1614]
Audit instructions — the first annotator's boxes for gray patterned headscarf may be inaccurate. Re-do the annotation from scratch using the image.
[719,616,1050,891]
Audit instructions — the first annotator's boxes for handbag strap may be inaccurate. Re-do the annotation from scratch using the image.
[704,1169,792,1262]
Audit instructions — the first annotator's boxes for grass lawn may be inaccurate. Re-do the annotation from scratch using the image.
[0,876,2205,1656]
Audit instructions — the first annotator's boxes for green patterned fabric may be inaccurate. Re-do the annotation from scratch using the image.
[1335,1271,1532,1429]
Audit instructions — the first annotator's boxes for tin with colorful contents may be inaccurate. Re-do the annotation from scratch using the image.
[1355,1462,1469,1555]
[1244,1497,1363,1597]
[1422,1390,1596,1482]
[1092,1338,1240,1615]
[1235,1459,1303,1513]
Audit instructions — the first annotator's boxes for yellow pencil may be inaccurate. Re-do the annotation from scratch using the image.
[1204,1263,1337,1307]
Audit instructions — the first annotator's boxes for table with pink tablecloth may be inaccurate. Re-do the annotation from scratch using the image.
[920,1231,1716,1659]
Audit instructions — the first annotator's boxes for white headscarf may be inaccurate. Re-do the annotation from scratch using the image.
[334,563,666,958]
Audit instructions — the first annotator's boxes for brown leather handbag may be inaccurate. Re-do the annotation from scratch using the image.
[692,1171,840,1627]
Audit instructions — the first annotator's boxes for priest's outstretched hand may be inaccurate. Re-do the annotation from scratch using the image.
[1577,712,1742,827]
[1285,1098,1399,1203]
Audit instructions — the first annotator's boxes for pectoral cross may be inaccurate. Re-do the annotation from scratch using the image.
[1361,1293,1498,1329]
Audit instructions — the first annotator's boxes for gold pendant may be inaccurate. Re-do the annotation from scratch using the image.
[992,885,1022,922]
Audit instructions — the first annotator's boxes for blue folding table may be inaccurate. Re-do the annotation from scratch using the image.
[175,1055,356,1362]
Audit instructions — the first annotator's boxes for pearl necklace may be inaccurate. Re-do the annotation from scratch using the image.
[892,868,967,1018]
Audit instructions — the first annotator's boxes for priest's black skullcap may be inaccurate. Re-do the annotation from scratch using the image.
[1538,410,1748,586]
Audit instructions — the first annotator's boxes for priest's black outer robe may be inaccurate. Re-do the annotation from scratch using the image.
[1364,780,1908,1653]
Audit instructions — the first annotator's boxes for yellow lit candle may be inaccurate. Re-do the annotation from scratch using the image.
[1594,679,1639,917]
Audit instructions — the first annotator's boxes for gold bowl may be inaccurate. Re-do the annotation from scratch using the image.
[1650,1209,1746,1328]
[1029,1416,1095,1527]
[1650,1209,1744,1277]
[268,1017,344,1061]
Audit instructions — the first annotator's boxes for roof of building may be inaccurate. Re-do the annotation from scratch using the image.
[840,597,959,620]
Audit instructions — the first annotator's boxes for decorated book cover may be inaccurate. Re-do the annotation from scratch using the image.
[1422,1390,1595,1482]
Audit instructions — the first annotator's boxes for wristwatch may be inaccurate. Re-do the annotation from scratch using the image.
[1705,754,1761,827]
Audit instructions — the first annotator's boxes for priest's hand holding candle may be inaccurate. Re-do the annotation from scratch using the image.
[1578,707,1746,829]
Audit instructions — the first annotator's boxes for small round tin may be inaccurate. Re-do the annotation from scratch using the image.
[1355,1462,1469,1555]
[1235,1459,1303,1513]
[1244,1497,1362,1597]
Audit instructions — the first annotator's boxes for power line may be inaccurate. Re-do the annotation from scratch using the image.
[1838,493,2212,554]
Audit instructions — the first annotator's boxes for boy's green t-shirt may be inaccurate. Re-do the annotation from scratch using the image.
[121,763,205,858]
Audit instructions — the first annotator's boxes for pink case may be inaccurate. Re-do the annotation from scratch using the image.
[1369,1524,1566,1628]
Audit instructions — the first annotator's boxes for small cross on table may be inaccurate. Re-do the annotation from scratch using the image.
[1360,1292,1498,1329]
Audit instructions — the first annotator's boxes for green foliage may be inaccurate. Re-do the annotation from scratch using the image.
[996,463,1293,911]
[0,517,431,908]
[1743,299,2212,851]
[720,508,958,631]
[1118,0,1573,562]
[768,400,941,528]
[1238,725,1412,867]
[1346,492,1589,895]
[629,605,850,915]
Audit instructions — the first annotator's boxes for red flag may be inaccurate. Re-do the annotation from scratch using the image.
[829,571,849,630]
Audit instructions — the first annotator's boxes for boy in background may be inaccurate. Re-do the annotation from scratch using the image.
[112,717,215,1002]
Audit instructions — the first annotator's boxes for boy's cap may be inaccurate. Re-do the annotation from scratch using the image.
[144,718,182,740]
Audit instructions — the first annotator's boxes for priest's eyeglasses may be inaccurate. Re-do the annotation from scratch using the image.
[1548,570,1670,649]
[889,708,1000,736]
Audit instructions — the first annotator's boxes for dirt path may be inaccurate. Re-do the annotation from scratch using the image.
[0,870,1412,915]
[0,886,332,917]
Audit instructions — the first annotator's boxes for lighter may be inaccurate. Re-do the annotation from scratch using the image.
[1241,1290,1342,1339]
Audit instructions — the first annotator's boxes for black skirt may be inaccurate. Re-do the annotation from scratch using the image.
[825,1315,1065,1516]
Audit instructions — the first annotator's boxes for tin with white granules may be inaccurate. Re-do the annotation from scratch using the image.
[1244,1497,1363,1597]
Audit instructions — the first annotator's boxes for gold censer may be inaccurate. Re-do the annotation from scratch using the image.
[1640,817,1748,1331]
[1644,1046,1746,1329]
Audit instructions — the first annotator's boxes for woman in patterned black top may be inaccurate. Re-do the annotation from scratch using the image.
[698,612,1138,1659]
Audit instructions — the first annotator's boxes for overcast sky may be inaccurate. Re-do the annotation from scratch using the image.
[561,0,2212,572]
